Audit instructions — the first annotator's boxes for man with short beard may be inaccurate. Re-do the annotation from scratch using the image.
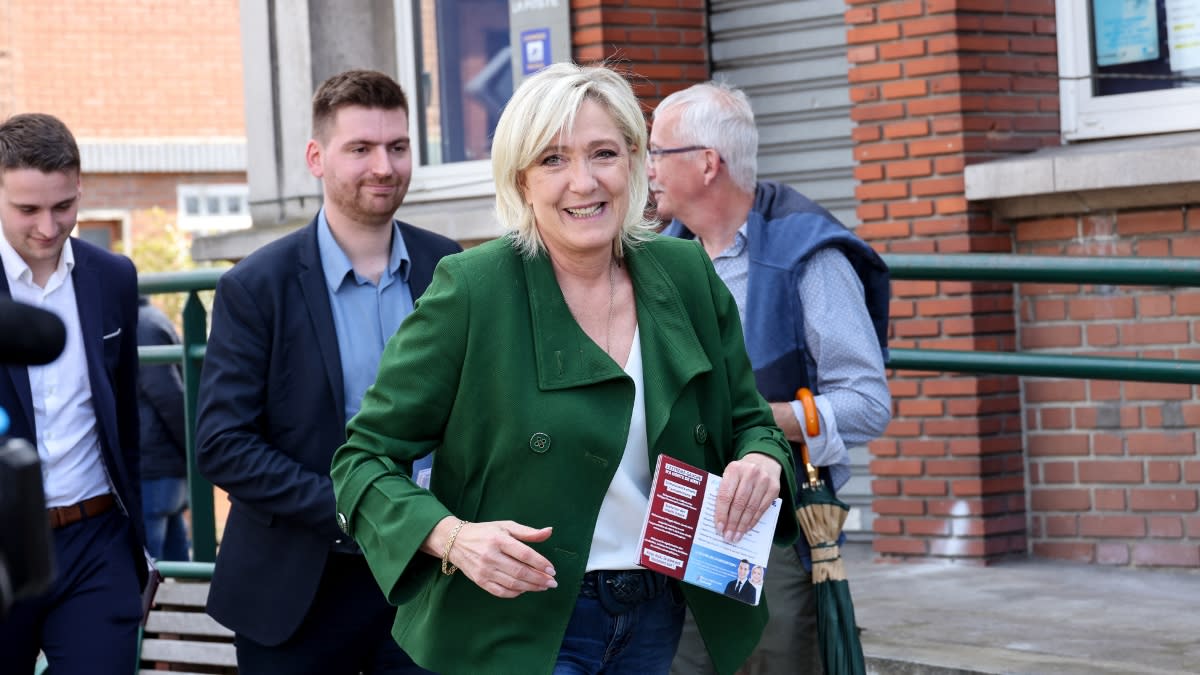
[195,70,461,675]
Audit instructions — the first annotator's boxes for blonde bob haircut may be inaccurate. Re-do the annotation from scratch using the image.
[492,61,656,259]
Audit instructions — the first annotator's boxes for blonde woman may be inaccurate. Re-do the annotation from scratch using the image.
[331,62,797,675]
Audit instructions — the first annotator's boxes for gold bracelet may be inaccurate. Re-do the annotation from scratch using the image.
[441,519,468,576]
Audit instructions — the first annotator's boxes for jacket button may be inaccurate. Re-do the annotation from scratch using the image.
[337,511,350,535]
[530,432,551,453]
[694,424,708,444]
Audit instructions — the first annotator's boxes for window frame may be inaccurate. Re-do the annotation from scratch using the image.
[1057,0,1200,141]
[392,0,503,204]
[76,209,131,252]
[175,184,252,233]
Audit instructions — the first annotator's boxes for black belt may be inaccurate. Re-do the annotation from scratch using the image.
[580,569,669,616]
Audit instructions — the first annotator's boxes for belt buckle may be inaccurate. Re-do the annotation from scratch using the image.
[606,571,646,605]
[595,570,660,616]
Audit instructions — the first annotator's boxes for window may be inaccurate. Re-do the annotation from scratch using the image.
[1058,0,1200,140]
[394,0,514,202]
[77,219,121,251]
[176,185,251,233]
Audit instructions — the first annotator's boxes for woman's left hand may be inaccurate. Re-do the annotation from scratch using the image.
[714,453,782,544]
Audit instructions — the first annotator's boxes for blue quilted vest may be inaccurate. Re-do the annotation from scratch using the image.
[664,181,890,565]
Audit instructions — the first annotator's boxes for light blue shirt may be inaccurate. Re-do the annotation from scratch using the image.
[711,224,891,491]
[316,208,414,424]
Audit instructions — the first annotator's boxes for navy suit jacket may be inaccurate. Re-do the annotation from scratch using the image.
[195,217,461,645]
[0,238,146,587]
[723,579,757,604]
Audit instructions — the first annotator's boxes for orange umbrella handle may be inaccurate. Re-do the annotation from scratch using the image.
[795,387,819,437]
[795,387,821,487]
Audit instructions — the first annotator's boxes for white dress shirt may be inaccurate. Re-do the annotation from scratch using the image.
[0,236,111,506]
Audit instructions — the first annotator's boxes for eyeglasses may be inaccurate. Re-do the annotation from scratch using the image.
[646,145,722,166]
[648,144,710,164]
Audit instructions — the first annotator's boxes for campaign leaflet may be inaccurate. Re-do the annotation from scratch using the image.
[413,453,433,489]
[636,454,781,606]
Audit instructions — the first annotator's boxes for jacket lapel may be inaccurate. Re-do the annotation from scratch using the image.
[0,267,34,432]
[72,245,114,448]
[295,221,347,422]
[401,224,435,299]
[626,243,712,451]
[523,242,713,451]
[525,252,624,391]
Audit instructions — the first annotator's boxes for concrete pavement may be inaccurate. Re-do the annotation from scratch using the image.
[841,544,1200,674]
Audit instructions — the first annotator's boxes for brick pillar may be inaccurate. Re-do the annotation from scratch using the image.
[571,0,709,106]
[846,0,1058,562]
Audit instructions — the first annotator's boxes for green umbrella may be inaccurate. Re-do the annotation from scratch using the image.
[794,388,866,675]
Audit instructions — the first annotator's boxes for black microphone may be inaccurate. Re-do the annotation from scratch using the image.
[0,297,68,366]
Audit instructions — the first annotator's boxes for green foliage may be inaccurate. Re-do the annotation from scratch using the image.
[115,207,214,327]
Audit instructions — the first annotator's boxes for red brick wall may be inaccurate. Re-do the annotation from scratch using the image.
[846,0,1059,562]
[2,0,244,137]
[1016,207,1200,567]
[571,0,710,108]
[81,172,246,255]
[0,2,246,261]
[86,172,244,211]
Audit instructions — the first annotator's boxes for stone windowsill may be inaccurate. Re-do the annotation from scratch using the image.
[964,131,1200,220]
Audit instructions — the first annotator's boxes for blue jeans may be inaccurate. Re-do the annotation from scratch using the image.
[554,575,685,675]
[141,477,190,561]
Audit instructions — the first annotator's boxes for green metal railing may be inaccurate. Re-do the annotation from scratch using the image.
[139,268,224,562]
[139,254,1200,563]
[885,254,1200,384]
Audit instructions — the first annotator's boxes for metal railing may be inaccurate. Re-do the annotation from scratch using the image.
[140,254,1200,562]
[139,268,224,561]
[885,254,1200,384]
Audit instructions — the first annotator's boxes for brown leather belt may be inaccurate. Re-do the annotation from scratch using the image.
[47,493,115,529]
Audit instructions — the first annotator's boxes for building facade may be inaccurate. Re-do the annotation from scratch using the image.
[0,0,248,260]
[191,0,1198,568]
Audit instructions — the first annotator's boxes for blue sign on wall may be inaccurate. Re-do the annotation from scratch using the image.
[521,28,551,75]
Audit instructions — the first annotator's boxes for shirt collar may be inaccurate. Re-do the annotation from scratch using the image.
[712,222,750,260]
[316,208,410,292]
[0,230,74,286]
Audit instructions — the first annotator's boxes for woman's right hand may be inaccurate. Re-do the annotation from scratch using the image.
[423,517,558,598]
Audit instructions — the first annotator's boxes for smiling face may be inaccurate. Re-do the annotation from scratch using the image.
[306,104,412,230]
[0,168,80,283]
[520,98,632,261]
[751,565,764,586]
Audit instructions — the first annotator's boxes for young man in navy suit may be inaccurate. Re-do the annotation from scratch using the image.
[195,70,461,674]
[723,559,757,604]
[0,113,146,674]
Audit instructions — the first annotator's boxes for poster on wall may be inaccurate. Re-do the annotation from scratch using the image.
[1166,0,1200,70]
[509,0,570,87]
[1093,0,1161,66]
[521,28,551,75]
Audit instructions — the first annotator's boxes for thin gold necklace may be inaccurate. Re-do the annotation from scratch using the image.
[606,258,616,356]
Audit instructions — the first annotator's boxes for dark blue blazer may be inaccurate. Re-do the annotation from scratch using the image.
[195,217,461,645]
[0,238,146,587]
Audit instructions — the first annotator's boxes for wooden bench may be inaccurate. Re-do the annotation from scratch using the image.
[33,563,235,675]
[138,561,235,674]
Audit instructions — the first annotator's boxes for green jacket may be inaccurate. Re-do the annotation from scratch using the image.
[331,235,797,675]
